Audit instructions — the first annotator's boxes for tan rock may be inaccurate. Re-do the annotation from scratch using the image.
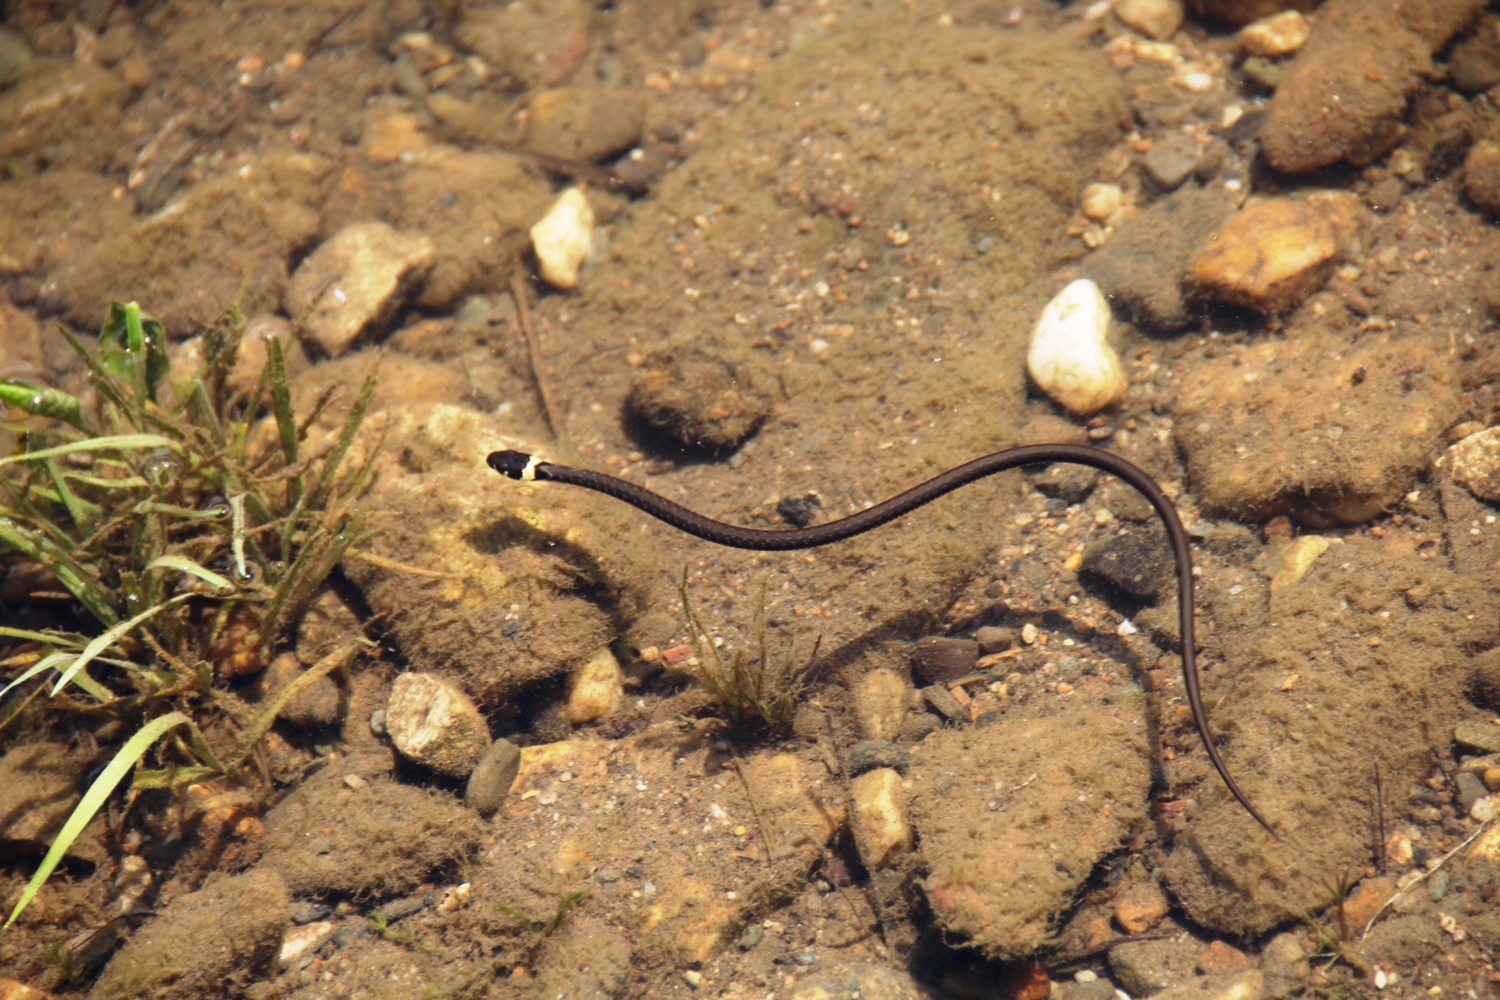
[850,767,912,868]
[1081,182,1123,223]
[1268,536,1333,593]
[1449,427,1500,502]
[363,110,430,165]
[1151,972,1264,1000]
[1238,11,1309,56]
[0,980,57,1000]
[385,672,491,777]
[283,222,435,357]
[1197,940,1252,976]
[1114,0,1184,40]
[566,647,623,724]
[854,669,909,741]
[530,187,594,290]
[1114,881,1169,932]
[1189,192,1364,315]
[1027,279,1128,416]
[1339,876,1394,931]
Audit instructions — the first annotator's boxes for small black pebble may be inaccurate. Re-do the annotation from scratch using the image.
[777,494,821,527]
[291,902,331,925]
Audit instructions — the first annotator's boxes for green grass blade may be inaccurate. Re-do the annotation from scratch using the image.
[61,473,149,489]
[188,379,226,449]
[308,364,378,509]
[50,593,192,695]
[0,516,121,625]
[0,383,94,434]
[43,459,96,537]
[0,651,72,699]
[4,711,191,929]
[226,643,357,769]
[132,765,220,790]
[0,434,178,469]
[0,628,84,648]
[145,554,233,591]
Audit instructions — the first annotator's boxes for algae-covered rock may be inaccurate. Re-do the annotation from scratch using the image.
[909,690,1152,959]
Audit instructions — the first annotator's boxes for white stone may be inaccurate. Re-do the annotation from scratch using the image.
[1450,427,1500,503]
[853,669,909,741]
[566,647,623,724]
[1472,794,1499,823]
[1081,183,1123,223]
[283,222,435,357]
[530,187,594,290]
[385,672,491,777]
[1026,279,1128,416]
[1239,11,1309,57]
[850,767,912,868]
[278,920,335,970]
[1114,0,1184,41]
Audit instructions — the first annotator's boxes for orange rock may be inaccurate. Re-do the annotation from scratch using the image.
[1338,876,1394,932]
[1189,192,1363,314]
[1197,940,1252,975]
[0,981,58,1000]
[995,961,1052,1000]
[1115,881,1170,933]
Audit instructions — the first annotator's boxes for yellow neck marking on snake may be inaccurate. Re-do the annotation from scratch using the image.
[520,455,542,481]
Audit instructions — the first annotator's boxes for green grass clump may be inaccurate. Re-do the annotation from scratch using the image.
[0,300,379,926]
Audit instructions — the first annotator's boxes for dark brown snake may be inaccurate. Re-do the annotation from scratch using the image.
[488,443,1274,835]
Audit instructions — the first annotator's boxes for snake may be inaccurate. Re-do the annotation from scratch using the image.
[488,443,1274,835]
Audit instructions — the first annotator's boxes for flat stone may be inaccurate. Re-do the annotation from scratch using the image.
[524,88,646,163]
[1188,192,1364,315]
[1173,335,1456,524]
[846,740,911,777]
[854,669,909,741]
[277,919,335,970]
[283,222,435,358]
[1456,721,1500,754]
[1033,463,1099,504]
[921,685,966,721]
[628,353,773,449]
[90,869,287,1000]
[911,690,1151,959]
[466,738,522,817]
[911,637,979,684]
[1151,973,1265,1000]
[1144,133,1200,190]
[1196,941,1252,976]
[1260,931,1310,998]
[1457,770,1489,813]
[1015,415,1090,447]
[1083,186,1234,332]
[975,626,1014,654]
[255,652,342,730]
[1079,523,1173,604]
[1114,0,1184,40]
[1110,934,1202,996]
[789,963,925,1000]
[1115,881,1170,933]
[1471,647,1500,713]
[385,672,491,777]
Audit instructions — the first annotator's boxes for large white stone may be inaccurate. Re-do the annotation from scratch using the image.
[530,187,594,290]
[385,672,491,777]
[283,222,435,357]
[850,767,911,868]
[566,647,623,724]
[1026,279,1128,416]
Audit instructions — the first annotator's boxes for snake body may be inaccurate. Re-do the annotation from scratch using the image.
[488,443,1274,834]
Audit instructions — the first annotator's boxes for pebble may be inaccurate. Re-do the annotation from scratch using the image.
[566,647,623,724]
[1268,536,1332,593]
[854,669,910,741]
[1114,0,1184,40]
[1465,141,1500,218]
[291,902,331,925]
[911,637,979,685]
[975,626,1014,655]
[1026,279,1128,416]
[899,711,941,742]
[465,738,522,817]
[278,920,335,970]
[1151,973,1265,1000]
[530,187,594,290]
[0,980,55,1000]
[0,30,31,88]
[254,652,342,730]
[846,740,911,777]
[385,672,491,777]
[1471,794,1499,822]
[1238,11,1309,56]
[1144,133,1200,191]
[1457,770,1489,813]
[1188,192,1364,314]
[1079,524,1173,604]
[1034,463,1100,505]
[1449,427,1500,502]
[524,88,646,164]
[627,354,772,449]
[436,882,471,913]
[1455,721,1500,754]
[850,767,912,868]
[1114,882,1170,933]
[1015,414,1090,448]
[1196,941,1251,976]
[283,222,436,358]
[1110,934,1201,996]
[1081,182,1123,223]
[1260,930,1310,994]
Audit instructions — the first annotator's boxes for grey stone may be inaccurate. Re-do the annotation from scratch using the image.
[911,637,979,684]
[921,685,966,722]
[1260,930,1310,999]
[1033,462,1099,504]
[283,222,435,358]
[846,740,911,777]
[1082,186,1233,332]
[1079,523,1174,603]
[899,711,941,742]
[291,902,331,925]
[1150,973,1265,1000]
[1144,134,1200,191]
[1456,721,1500,754]
[380,896,426,922]
[1110,935,1203,997]
[1457,769,1489,812]
[974,626,1014,654]
[1470,647,1500,712]
[465,738,522,817]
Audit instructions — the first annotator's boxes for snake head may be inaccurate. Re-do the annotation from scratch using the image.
[487,450,538,480]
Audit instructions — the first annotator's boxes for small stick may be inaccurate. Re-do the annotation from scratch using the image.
[509,274,567,449]
[1360,818,1494,942]
[1374,762,1387,875]
[728,750,777,866]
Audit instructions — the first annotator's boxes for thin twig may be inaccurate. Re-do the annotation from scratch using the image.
[1043,931,1177,970]
[1374,763,1387,875]
[509,273,567,448]
[1361,819,1494,942]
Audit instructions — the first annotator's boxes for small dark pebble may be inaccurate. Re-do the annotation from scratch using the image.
[1033,463,1098,505]
[911,637,978,684]
[922,685,967,722]
[777,493,821,528]
[596,869,620,883]
[331,922,361,947]
[1078,523,1174,603]
[291,902,331,925]
[1457,770,1489,813]
[738,924,764,950]
[899,711,941,742]
[974,625,1013,654]
[381,897,426,922]
[626,865,646,878]
[312,837,333,855]
[846,739,911,777]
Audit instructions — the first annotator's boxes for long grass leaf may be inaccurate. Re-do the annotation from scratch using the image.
[0,383,94,434]
[4,712,191,928]
[0,434,177,469]
[145,554,233,591]
[0,627,84,647]
[227,643,357,768]
[61,473,149,489]
[0,516,120,625]
[50,594,192,695]
[42,459,96,537]
[0,651,73,699]
[308,363,378,508]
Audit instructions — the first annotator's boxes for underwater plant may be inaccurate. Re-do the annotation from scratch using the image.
[0,300,378,926]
